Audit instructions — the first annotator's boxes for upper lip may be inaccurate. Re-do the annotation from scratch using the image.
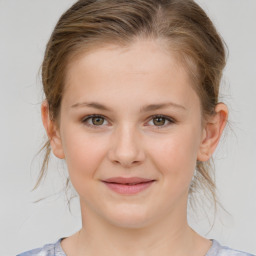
[102,177,155,184]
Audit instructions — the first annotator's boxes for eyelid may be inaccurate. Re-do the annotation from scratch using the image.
[81,114,176,129]
[82,114,110,128]
[146,114,176,128]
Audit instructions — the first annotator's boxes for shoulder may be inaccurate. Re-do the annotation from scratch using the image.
[207,240,255,256]
[16,238,66,256]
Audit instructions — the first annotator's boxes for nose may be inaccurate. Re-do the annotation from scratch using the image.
[108,124,145,168]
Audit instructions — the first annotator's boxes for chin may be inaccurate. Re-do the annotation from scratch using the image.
[109,217,152,230]
[103,204,154,229]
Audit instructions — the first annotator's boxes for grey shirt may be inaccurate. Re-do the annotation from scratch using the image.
[17,239,255,256]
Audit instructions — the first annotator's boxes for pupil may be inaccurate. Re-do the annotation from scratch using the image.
[92,117,104,125]
[153,117,165,126]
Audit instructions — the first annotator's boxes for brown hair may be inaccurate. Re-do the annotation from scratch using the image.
[37,0,226,209]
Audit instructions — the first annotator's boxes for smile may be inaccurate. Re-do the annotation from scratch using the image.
[101,177,156,195]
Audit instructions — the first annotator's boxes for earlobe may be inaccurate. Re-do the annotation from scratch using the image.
[41,101,65,159]
[197,103,228,162]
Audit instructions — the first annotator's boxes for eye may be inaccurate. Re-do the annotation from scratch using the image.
[82,115,108,127]
[148,115,175,128]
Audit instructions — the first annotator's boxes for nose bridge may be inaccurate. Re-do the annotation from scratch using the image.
[108,122,144,166]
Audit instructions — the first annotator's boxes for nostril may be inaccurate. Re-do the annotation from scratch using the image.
[107,136,146,167]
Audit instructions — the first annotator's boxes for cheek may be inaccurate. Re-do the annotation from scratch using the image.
[60,127,108,190]
[147,126,201,186]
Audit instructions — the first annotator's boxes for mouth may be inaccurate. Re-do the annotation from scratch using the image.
[101,177,156,195]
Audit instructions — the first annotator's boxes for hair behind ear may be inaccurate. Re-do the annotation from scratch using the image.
[41,100,65,159]
[197,103,228,162]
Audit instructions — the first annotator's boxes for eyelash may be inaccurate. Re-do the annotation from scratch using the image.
[81,114,176,129]
[147,115,176,128]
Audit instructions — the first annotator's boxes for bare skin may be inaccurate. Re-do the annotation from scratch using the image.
[42,38,228,256]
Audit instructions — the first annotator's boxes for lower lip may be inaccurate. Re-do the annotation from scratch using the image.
[103,181,155,195]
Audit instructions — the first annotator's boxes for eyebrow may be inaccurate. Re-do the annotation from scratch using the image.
[71,101,187,112]
[140,102,186,112]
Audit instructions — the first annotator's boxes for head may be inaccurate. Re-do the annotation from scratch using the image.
[39,0,228,223]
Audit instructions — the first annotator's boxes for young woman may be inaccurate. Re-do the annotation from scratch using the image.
[17,0,254,255]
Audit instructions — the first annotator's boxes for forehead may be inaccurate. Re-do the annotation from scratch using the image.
[66,39,188,85]
[63,39,199,110]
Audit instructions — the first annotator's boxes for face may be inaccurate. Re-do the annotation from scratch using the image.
[50,39,207,228]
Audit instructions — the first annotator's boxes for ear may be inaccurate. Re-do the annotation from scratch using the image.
[41,100,65,159]
[197,103,228,162]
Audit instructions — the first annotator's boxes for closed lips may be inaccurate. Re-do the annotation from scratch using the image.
[106,181,153,185]
[102,177,156,195]
[102,177,155,184]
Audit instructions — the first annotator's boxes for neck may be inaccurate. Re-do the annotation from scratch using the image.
[62,200,211,256]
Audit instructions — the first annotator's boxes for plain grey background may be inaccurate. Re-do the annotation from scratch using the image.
[0,1,255,255]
